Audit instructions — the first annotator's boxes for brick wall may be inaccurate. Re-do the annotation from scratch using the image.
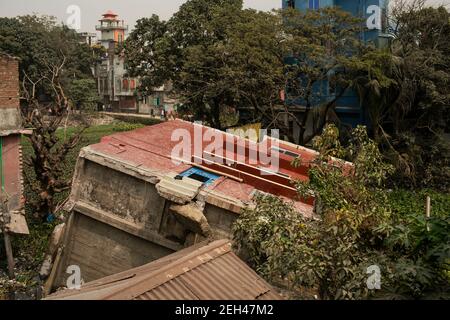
[0,54,19,109]
[0,53,23,212]
[0,53,21,131]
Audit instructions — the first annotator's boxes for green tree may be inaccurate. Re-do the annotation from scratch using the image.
[0,15,96,97]
[68,78,101,112]
[124,15,168,96]
[353,2,450,190]
[278,7,365,144]
[0,15,96,219]
[126,0,286,129]
[234,124,449,300]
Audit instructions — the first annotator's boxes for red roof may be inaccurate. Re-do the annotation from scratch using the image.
[101,10,118,19]
[91,120,317,216]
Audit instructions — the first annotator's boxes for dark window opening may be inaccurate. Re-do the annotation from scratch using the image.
[286,0,296,9]
[188,173,210,184]
[178,167,221,186]
[271,146,300,159]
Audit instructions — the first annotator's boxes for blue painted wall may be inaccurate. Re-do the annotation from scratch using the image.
[282,0,390,127]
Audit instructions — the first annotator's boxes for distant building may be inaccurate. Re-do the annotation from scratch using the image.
[95,10,128,49]
[93,10,178,115]
[280,0,392,143]
[77,32,97,46]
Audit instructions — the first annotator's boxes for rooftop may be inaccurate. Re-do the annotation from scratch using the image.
[45,240,283,300]
[84,119,319,216]
[103,10,118,17]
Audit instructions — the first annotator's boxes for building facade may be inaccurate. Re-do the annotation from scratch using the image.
[281,0,391,142]
[94,10,178,115]
[0,53,24,215]
[0,53,28,279]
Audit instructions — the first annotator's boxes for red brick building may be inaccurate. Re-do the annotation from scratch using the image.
[0,53,24,218]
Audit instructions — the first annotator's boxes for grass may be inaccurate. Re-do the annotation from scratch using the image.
[0,120,149,299]
[388,188,450,219]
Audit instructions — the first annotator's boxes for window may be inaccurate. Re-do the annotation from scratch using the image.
[122,79,129,91]
[286,0,295,8]
[309,0,320,9]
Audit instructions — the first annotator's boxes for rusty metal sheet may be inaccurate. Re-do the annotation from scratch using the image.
[46,240,283,301]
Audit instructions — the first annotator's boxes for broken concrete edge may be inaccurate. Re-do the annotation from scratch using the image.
[78,146,248,214]
[0,209,29,235]
[170,203,211,237]
[155,172,203,205]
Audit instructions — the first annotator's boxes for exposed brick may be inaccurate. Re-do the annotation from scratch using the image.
[0,54,20,110]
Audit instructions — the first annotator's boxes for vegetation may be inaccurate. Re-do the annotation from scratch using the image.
[0,15,105,218]
[353,0,450,190]
[0,121,145,299]
[126,0,449,191]
[234,125,449,300]
[0,15,99,109]
[0,0,447,301]
[68,79,101,112]
[21,59,88,219]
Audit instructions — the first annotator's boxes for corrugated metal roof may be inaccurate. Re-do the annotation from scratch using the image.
[46,240,283,300]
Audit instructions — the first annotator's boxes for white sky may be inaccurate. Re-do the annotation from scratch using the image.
[0,0,280,32]
[0,0,448,33]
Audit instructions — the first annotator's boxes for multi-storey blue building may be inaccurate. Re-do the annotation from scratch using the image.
[281,0,391,137]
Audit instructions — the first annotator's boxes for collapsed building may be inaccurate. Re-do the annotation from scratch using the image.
[45,119,327,292]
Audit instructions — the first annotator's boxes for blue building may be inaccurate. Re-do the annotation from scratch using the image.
[281,0,391,139]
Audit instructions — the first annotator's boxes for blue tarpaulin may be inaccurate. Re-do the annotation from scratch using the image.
[178,168,221,186]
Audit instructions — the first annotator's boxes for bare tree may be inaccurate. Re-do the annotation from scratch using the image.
[21,58,87,220]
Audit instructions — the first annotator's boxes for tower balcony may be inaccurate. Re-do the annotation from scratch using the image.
[96,23,128,31]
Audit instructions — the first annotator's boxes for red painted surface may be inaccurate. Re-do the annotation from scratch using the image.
[90,120,334,216]
[1,134,22,210]
[0,53,23,212]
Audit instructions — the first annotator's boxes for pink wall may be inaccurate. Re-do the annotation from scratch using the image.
[1,133,22,211]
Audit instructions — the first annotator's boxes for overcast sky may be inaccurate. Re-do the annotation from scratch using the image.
[0,0,280,32]
[0,0,448,33]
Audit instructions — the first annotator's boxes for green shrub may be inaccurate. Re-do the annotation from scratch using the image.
[234,125,450,300]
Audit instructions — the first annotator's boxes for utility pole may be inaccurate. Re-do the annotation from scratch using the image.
[0,197,15,279]
[426,196,431,232]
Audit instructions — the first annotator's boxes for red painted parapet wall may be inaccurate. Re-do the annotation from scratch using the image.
[0,135,23,211]
[0,53,24,212]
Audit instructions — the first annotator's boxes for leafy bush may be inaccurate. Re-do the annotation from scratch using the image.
[112,121,145,132]
[233,125,450,300]
[109,115,161,126]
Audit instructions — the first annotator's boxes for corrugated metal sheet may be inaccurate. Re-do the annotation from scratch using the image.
[46,240,283,300]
